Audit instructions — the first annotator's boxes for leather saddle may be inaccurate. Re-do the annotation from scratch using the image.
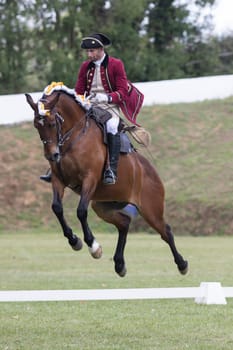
[86,106,135,154]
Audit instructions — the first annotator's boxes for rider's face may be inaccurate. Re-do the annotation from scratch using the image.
[85,48,104,62]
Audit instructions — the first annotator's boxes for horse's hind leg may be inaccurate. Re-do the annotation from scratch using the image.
[164,223,188,274]
[140,197,188,274]
[92,201,131,277]
[148,216,188,274]
[113,213,130,277]
[52,183,83,251]
[152,219,187,274]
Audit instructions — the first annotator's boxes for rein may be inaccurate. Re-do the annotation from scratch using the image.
[54,111,89,185]
[55,112,89,156]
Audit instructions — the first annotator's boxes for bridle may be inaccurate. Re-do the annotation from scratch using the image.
[37,112,62,144]
[36,100,89,160]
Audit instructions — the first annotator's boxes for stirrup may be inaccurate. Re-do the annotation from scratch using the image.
[103,168,116,185]
[40,173,52,183]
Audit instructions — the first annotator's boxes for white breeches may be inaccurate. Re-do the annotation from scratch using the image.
[106,114,120,135]
[90,100,120,135]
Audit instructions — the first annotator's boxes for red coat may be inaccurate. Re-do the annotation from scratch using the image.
[75,54,144,125]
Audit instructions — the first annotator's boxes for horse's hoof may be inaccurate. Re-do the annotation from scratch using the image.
[115,264,127,277]
[71,238,83,251]
[91,246,102,259]
[89,239,102,259]
[117,267,127,278]
[178,260,188,275]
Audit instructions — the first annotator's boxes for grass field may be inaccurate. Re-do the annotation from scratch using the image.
[0,232,233,349]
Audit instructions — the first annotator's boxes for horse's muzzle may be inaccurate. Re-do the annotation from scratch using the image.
[45,148,61,162]
[51,151,61,162]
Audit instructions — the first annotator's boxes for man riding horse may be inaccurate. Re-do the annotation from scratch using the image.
[41,32,144,185]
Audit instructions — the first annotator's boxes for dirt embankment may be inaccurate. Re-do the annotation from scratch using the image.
[1,106,233,236]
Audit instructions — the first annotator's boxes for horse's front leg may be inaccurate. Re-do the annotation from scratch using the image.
[51,181,83,251]
[77,188,102,259]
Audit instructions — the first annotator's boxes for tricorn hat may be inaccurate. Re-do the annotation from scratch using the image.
[81,33,111,49]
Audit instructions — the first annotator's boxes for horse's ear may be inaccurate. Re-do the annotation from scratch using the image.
[25,93,37,112]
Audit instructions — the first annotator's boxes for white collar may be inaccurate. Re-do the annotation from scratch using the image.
[94,53,106,66]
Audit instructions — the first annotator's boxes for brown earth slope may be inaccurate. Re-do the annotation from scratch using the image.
[1,98,233,235]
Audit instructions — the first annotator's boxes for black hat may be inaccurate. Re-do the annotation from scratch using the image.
[81,33,111,49]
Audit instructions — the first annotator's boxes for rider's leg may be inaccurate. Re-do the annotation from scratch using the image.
[103,115,120,185]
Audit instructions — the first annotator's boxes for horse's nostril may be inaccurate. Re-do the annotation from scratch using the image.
[53,152,60,162]
[48,152,60,162]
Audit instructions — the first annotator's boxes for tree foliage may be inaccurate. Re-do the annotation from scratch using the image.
[0,0,232,94]
[0,1,29,93]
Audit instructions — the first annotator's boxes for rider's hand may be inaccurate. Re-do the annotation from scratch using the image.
[92,93,109,103]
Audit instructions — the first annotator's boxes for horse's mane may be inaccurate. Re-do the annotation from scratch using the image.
[37,82,90,117]
[42,81,90,110]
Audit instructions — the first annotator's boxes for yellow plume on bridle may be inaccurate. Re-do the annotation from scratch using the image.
[44,81,64,95]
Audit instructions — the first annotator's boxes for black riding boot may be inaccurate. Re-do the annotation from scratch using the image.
[103,133,121,185]
[40,169,52,183]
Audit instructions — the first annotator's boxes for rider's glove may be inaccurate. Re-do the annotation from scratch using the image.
[92,93,110,103]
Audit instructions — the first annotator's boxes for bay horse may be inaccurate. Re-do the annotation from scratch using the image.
[25,85,188,277]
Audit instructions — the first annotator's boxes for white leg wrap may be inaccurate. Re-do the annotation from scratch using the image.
[88,239,100,254]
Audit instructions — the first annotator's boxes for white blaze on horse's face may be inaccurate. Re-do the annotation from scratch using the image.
[38,118,44,126]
